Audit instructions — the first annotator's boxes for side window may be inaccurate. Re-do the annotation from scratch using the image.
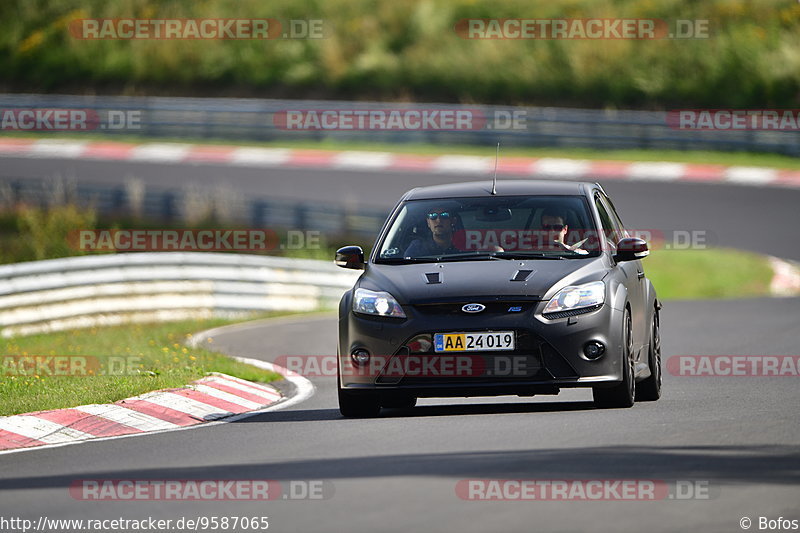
[594,195,618,252]
[602,194,628,238]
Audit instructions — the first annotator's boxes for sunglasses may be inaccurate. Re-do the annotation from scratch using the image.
[542,224,565,231]
[427,212,451,220]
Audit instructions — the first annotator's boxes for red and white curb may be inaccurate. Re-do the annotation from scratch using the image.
[0,361,313,455]
[1,138,799,189]
[769,257,800,297]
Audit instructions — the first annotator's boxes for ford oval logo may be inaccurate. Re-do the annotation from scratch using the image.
[462,303,486,314]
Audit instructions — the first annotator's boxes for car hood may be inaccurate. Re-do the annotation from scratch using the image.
[360,257,608,303]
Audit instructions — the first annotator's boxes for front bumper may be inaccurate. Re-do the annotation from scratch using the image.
[338,296,625,397]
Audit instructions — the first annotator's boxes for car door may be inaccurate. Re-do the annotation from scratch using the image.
[602,192,649,356]
[594,193,647,359]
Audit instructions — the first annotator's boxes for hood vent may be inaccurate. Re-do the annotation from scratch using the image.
[424,272,441,284]
[511,269,534,282]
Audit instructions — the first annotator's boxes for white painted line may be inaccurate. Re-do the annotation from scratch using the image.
[201,375,281,400]
[432,155,493,174]
[626,162,687,181]
[192,384,264,410]
[73,404,181,432]
[229,147,291,166]
[724,166,778,185]
[129,143,192,163]
[28,140,88,159]
[133,391,233,420]
[531,158,591,178]
[0,416,94,444]
[332,151,393,169]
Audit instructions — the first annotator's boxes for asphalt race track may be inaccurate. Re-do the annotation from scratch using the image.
[0,160,798,533]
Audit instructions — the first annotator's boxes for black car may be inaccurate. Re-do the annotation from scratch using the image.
[335,180,661,417]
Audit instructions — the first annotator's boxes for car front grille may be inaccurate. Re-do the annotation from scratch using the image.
[412,300,540,317]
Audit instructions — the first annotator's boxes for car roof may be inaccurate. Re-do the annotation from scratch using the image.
[403,180,601,201]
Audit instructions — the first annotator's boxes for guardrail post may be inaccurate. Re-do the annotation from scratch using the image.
[111,187,126,211]
[294,204,308,230]
[162,191,177,221]
[251,200,268,227]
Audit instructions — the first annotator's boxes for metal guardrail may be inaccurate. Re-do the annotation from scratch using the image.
[0,177,389,237]
[0,94,797,156]
[0,252,361,338]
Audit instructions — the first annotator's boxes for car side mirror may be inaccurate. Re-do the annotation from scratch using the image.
[335,246,365,270]
[614,237,649,262]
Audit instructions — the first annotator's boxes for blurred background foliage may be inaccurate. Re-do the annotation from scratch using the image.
[15,203,96,261]
[0,0,797,108]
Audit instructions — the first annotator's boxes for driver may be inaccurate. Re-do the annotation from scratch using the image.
[404,206,461,257]
[540,209,588,254]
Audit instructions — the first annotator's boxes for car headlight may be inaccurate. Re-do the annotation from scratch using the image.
[353,288,406,318]
[543,281,605,316]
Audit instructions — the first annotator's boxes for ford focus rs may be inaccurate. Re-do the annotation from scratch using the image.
[335,180,661,417]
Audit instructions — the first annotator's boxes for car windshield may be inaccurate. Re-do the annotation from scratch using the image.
[376,195,602,263]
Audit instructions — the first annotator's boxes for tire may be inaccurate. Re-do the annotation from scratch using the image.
[381,394,417,409]
[337,360,381,417]
[593,307,635,409]
[636,307,662,402]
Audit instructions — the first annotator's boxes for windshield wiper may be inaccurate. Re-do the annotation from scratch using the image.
[379,252,504,263]
[429,252,514,262]
[376,257,442,264]
[492,252,567,260]
[378,251,586,264]
[438,252,499,260]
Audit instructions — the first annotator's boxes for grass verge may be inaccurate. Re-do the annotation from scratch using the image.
[644,247,775,300]
[0,316,288,417]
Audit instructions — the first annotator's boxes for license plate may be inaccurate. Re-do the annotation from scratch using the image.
[434,331,515,352]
